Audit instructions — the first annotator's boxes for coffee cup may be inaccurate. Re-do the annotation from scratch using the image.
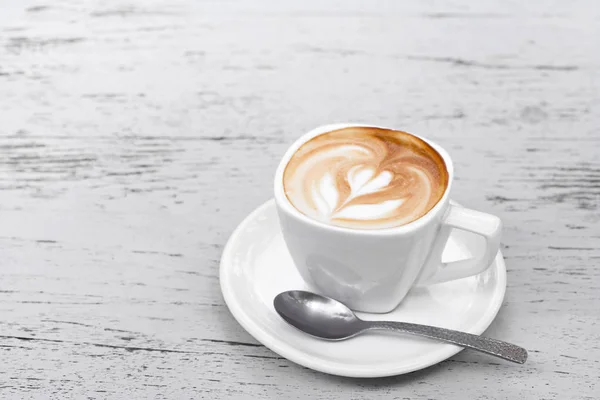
[274,123,501,313]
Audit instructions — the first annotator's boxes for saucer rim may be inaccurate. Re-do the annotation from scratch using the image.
[220,199,507,378]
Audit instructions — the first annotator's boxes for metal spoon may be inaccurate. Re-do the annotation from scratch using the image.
[274,290,527,364]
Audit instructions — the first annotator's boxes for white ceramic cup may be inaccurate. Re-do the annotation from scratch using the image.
[274,123,502,313]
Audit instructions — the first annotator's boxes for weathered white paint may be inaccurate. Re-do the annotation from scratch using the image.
[0,0,598,398]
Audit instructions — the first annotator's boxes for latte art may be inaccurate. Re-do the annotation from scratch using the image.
[283,127,448,229]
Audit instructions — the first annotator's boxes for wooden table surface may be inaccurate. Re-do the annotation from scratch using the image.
[1,0,599,398]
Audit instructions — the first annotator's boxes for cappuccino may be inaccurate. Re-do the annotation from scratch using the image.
[282,127,448,229]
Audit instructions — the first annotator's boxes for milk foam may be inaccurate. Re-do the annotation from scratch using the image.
[283,127,448,229]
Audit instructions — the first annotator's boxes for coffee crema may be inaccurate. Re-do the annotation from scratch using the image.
[282,127,448,229]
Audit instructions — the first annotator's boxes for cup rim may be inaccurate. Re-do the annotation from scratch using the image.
[273,123,454,236]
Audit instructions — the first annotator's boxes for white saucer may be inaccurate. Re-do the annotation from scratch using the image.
[220,200,506,378]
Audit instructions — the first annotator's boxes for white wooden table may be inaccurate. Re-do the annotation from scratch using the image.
[1,0,598,398]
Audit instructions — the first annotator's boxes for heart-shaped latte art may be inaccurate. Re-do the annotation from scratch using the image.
[283,127,448,229]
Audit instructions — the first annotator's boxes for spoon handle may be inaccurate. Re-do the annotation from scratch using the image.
[365,321,527,364]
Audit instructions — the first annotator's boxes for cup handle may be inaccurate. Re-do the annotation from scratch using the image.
[416,204,502,286]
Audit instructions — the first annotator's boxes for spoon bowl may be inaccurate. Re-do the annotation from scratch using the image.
[274,291,366,340]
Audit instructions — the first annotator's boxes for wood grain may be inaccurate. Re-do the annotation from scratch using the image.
[1,0,598,398]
